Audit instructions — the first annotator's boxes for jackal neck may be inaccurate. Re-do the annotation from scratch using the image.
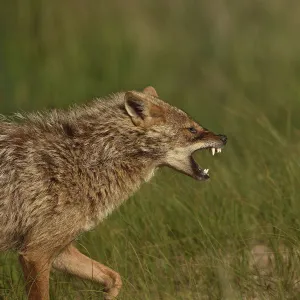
[63,97,163,229]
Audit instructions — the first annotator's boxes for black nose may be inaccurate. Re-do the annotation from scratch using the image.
[218,134,227,144]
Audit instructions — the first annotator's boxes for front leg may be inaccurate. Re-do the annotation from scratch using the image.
[19,253,51,300]
[53,244,122,299]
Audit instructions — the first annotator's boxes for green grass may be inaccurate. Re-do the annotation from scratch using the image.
[1,0,300,299]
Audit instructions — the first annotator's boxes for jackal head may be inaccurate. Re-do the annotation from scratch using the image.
[124,87,227,181]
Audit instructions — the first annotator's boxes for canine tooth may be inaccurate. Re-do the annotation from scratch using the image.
[203,169,209,174]
[211,148,215,156]
[217,148,222,153]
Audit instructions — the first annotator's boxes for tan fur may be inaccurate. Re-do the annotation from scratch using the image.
[0,86,227,299]
[53,244,122,299]
[143,86,159,97]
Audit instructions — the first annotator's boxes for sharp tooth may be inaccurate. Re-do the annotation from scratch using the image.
[211,148,215,156]
[217,148,222,153]
[203,169,209,174]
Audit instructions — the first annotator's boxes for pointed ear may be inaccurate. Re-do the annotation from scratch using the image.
[125,92,149,120]
[143,86,158,97]
[124,91,164,127]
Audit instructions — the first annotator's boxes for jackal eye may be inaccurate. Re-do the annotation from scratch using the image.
[187,127,197,134]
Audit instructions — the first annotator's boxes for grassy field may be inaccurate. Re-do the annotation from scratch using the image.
[1,0,300,299]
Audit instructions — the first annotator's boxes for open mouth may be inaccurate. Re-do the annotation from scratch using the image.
[191,147,223,181]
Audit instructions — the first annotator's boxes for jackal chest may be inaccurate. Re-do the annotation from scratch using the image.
[81,181,139,231]
[80,166,156,232]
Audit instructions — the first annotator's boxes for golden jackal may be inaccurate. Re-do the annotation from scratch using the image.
[0,86,227,299]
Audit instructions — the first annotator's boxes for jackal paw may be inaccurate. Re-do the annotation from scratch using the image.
[103,273,122,299]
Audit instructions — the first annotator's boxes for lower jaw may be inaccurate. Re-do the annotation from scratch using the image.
[190,156,210,181]
[195,173,210,181]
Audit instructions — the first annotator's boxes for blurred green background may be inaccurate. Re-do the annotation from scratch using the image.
[1,0,300,299]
